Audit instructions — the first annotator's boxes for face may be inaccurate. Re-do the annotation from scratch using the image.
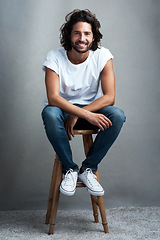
[70,22,94,53]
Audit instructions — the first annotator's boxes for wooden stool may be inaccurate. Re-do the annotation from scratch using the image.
[45,129,109,234]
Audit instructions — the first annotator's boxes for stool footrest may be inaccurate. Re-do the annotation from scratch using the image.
[76,181,86,187]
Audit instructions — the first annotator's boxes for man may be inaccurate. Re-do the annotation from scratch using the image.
[42,9,125,197]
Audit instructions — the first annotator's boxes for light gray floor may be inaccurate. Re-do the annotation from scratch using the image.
[0,207,159,240]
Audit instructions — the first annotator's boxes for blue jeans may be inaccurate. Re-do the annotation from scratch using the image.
[41,105,126,173]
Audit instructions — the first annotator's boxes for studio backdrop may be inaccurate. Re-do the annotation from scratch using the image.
[0,0,160,210]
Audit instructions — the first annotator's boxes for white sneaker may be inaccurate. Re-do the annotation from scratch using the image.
[60,169,78,196]
[78,168,104,196]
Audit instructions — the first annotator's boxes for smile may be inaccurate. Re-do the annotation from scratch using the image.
[76,42,88,47]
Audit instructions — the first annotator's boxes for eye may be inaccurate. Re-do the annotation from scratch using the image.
[85,32,91,36]
[74,31,80,35]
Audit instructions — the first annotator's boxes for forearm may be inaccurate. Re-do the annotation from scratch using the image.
[83,94,115,112]
[48,94,88,119]
[48,92,114,118]
[48,94,112,131]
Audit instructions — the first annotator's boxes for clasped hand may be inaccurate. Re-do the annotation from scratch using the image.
[65,112,112,140]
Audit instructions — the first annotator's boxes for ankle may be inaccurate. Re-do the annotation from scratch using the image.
[79,168,84,174]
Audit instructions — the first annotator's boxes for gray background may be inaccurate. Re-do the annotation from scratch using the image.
[0,0,160,211]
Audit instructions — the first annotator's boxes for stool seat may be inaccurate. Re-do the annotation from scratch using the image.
[45,129,109,235]
[73,129,99,135]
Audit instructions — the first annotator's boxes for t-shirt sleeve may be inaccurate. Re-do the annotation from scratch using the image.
[42,50,59,75]
[99,47,114,72]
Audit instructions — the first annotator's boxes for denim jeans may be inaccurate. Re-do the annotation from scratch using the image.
[41,105,126,173]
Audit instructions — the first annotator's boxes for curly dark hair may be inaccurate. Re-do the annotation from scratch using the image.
[60,9,103,51]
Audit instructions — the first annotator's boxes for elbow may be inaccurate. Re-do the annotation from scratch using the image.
[47,94,59,106]
[104,94,115,106]
[110,96,115,105]
[110,92,115,105]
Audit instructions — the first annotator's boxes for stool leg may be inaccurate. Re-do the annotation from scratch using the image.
[95,170,109,233]
[82,134,99,223]
[90,195,99,223]
[45,155,60,224]
[97,196,109,233]
[47,155,62,235]
[49,155,62,234]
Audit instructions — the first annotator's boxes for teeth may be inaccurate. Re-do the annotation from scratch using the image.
[77,43,86,47]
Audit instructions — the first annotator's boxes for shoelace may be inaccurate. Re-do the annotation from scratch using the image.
[85,168,99,187]
[63,169,76,187]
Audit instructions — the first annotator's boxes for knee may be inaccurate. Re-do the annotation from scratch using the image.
[112,107,126,124]
[41,106,63,126]
[101,106,126,124]
[42,106,54,122]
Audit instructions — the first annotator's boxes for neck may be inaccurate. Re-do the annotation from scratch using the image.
[67,49,89,64]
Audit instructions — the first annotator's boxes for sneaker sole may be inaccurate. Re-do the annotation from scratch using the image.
[86,187,104,196]
[78,177,104,196]
[60,186,76,196]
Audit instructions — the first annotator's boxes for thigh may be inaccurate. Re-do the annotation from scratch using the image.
[41,105,69,122]
[98,106,126,123]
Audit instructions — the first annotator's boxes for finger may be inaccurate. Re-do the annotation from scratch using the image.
[68,133,72,140]
[66,126,72,140]
[97,121,105,131]
[71,127,75,137]
[96,118,107,129]
[100,115,112,127]
[68,128,72,140]
[99,116,112,129]
[105,117,112,126]
[103,118,111,128]
[101,120,108,129]
[97,116,108,129]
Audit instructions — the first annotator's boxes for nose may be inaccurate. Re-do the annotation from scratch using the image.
[79,33,85,42]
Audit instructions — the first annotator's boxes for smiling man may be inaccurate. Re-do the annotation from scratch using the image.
[42,9,126,197]
[70,22,93,53]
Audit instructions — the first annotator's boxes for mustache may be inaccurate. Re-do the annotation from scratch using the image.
[76,41,88,45]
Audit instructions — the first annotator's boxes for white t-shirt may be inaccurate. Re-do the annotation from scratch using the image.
[42,46,113,105]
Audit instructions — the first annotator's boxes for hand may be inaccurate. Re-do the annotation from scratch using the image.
[86,111,112,131]
[65,115,78,140]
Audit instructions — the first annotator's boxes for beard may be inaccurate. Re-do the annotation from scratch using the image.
[71,40,93,53]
